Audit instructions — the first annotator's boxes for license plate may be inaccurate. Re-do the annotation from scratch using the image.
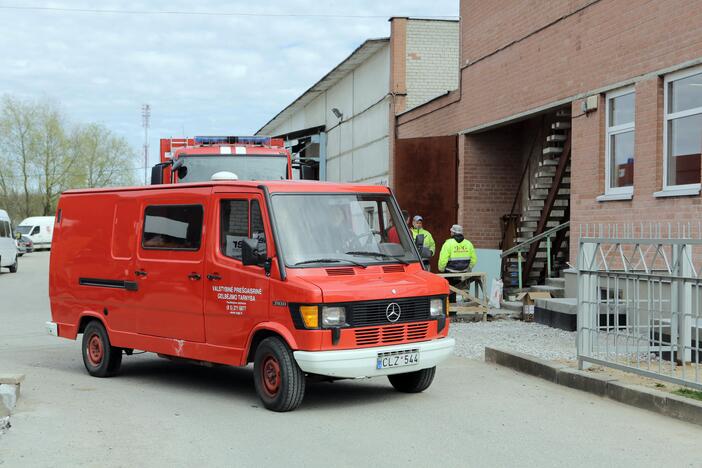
[376,349,420,369]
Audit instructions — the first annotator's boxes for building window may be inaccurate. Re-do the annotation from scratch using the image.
[605,87,635,195]
[664,66,702,189]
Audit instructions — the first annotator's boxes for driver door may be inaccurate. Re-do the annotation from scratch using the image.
[204,192,271,352]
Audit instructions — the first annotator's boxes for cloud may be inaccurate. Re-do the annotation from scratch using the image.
[0,0,459,176]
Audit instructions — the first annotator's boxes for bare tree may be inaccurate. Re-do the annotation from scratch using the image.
[0,95,138,218]
[0,96,38,218]
[73,123,137,188]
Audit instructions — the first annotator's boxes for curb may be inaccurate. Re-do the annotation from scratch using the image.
[484,347,702,427]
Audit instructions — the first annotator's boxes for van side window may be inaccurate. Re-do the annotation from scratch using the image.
[0,221,9,238]
[251,200,266,257]
[142,205,203,250]
[220,200,248,259]
[31,226,39,236]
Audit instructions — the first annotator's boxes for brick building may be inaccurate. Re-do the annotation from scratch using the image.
[394,0,702,286]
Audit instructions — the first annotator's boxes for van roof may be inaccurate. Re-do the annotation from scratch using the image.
[61,180,392,196]
[0,209,9,220]
[18,216,55,224]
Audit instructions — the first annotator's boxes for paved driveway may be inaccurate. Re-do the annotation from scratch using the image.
[1,252,701,467]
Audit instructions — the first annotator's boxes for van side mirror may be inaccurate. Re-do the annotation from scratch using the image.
[242,237,266,267]
[414,234,425,249]
[150,164,164,185]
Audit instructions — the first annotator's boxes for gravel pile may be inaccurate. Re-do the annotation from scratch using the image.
[449,319,577,362]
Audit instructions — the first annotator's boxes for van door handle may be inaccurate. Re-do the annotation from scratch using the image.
[207,273,222,281]
[135,270,147,277]
[188,273,201,281]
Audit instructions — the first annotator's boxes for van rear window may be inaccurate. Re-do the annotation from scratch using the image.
[142,205,203,250]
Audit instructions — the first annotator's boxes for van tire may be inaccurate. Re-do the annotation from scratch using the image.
[388,366,436,393]
[253,337,305,412]
[82,321,122,377]
[8,258,18,273]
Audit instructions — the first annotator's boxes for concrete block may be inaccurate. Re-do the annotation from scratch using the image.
[0,384,19,414]
[605,381,667,414]
[663,393,702,426]
[557,368,616,397]
[484,347,564,383]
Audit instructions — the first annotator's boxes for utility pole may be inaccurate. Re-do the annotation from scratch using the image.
[141,104,151,185]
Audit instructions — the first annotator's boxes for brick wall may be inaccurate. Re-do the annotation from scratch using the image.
[397,0,702,138]
[405,19,459,111]
[461,124,527,249]
[570,76,702,263]
[395,0,702,264]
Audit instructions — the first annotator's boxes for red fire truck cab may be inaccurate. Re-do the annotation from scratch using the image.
[151,136,292,185]
[47,179,454,411]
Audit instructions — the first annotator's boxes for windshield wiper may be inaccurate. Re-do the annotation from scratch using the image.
[345,251,409,265]
[293,258,367,268]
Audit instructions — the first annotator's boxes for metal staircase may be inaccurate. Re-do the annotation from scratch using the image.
[501,109,572,290]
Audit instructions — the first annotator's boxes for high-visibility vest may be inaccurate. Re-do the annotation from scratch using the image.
[411,228,435,255]
[438,238,477,272]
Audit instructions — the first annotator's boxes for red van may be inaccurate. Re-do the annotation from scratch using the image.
[47,180,454,411]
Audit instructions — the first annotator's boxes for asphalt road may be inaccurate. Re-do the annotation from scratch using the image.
[1,252,702,467]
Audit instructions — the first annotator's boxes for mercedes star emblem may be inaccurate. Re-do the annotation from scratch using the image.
[386,302,401,323]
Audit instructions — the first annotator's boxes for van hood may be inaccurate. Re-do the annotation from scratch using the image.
[291,264,449,303]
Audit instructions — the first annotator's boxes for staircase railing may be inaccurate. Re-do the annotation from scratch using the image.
[500,221,570,289]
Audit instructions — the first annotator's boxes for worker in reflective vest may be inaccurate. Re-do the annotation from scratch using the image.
[438,224,477,272]
[410,215,436,256]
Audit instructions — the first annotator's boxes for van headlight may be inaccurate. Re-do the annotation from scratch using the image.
[430,298,445,317]
[321,306,346,327]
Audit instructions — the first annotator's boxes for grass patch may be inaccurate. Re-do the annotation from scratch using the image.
[673,388,702,401]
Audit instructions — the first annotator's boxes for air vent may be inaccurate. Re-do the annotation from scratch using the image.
[326,268,355,276]
[383,265,405,273]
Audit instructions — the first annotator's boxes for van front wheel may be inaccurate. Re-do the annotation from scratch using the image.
[81,321,122,377]
[253,337,305,412]
[388,366,436,393]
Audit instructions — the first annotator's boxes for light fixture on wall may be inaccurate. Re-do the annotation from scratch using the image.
[331,107,343,121]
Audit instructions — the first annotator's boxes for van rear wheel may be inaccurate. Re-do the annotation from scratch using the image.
[8,258,18,273]
[82,321,122,377]
[253,337,305,412]
[388,366,436,393]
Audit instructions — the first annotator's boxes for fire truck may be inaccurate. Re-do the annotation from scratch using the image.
[151,136,293,184]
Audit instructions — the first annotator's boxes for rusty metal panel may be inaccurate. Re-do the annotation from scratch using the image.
[394,136,458,272]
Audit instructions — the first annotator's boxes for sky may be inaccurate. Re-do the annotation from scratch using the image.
[0,1,459,183]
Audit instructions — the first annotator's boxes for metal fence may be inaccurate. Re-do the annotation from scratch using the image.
[577,223,702,390]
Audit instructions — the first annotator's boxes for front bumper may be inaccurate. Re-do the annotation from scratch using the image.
[293,337,455,378]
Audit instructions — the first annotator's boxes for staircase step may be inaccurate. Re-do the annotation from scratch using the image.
[540,159,560,167]
[531,284,565,299]
[546,134,568,142]
[546,277,566,288]
[552,122,571,130]
[543,147,564,155]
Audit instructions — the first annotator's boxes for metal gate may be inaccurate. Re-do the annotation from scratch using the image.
[577,223,702,390]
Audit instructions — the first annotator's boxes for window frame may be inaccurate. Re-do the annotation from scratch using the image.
[662,65,702,193]
[604,86,636,197]
[218,197,267,262]
[140,204,204,251]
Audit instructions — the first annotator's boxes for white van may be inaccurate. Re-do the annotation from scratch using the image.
[16,216,55,249]
[0,209,18,273]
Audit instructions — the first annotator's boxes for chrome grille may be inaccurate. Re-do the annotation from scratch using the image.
[347,296,431,327]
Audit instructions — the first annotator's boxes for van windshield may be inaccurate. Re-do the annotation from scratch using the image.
[15,225,31,235]
[177,155,287,182]
[270,193,419,267]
